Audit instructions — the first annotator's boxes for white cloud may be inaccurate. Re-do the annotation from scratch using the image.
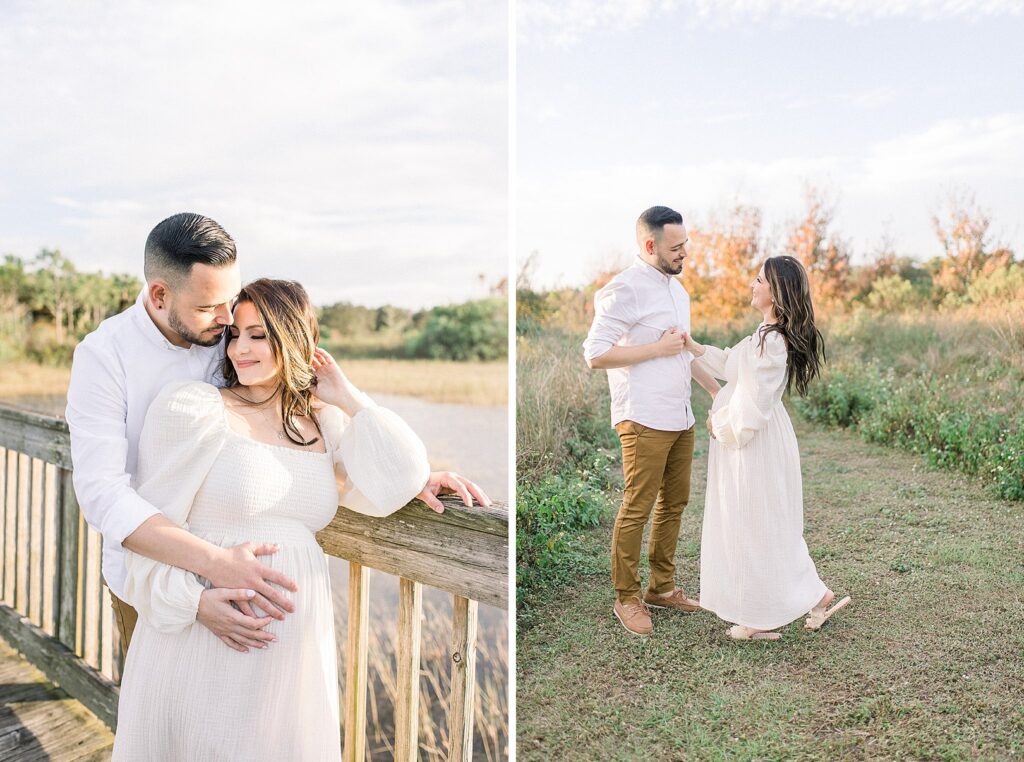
[520,0,1023,46]
[518,112,1024,286]
[519,0,679,46]
[858,113,1024,188]
[0,0,507,309]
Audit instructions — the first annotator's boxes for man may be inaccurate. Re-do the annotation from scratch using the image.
[583,206,720,637]
[67,212,488,657]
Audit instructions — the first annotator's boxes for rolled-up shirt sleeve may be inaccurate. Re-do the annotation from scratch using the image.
[583,279,638,362]
[65,340,160,546]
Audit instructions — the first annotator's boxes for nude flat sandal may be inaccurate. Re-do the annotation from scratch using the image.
[728,625,781,641]
[804,593,852,631]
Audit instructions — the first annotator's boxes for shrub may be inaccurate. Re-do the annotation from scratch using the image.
[516,326,622,606]
[865,275,927,312]
[966,263,1024,305]
[516,451,614,599]
[796,312,1024,502]
[405,298,507,361]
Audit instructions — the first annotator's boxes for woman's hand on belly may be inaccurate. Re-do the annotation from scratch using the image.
[206,542,300,619]
[197,588,278,654]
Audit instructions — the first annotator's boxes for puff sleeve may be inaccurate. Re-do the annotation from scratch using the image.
[695,344,731,381]
[319,397,431,517]
[121,380,226,633]
[709,332,788,450]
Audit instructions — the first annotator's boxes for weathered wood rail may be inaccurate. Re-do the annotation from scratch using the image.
[0,403,508,761]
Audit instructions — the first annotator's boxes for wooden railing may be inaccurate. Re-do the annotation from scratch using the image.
[0,403,508,761]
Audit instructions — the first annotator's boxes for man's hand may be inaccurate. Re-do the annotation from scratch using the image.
[655,327,687,358]
[204,543,299,620]
[416,471,491,513]
[197,588,277,653]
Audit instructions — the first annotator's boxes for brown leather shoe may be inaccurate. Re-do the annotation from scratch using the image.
[613,596,653,636]
[643,588,701,613]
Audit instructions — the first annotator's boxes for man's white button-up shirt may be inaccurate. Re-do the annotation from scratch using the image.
[582,257,696,432]
[65,290,224,599]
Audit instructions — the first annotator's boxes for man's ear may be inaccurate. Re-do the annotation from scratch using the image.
[148,279,170,309]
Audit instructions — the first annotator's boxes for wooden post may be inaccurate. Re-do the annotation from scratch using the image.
[55,466,80,651]
[15,453,30,616]
[29,457,43,626]
[395,577,422,762]
[82,526,101,668]
[343,561,369,762]
[0,449,7,600]
[44,463,57,637]
[448,595,478,762]
[4,450,16,604]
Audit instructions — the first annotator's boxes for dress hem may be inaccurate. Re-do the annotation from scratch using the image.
[699,584,828,631]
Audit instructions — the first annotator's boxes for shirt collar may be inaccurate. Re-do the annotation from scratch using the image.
[130,288,190,352]
[633,255,673,285]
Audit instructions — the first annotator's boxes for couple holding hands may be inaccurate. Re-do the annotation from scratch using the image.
[584,206,851,641]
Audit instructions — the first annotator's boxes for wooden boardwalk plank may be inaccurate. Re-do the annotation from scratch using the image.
[0,636,112,761]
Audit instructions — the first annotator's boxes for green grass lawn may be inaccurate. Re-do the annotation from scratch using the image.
[516,403,1024,761]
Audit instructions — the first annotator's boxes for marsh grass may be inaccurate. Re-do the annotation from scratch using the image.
[515,328,615,481]
[0,358,508,409]
[515,328,620,608]
[339,359,507,406]
[332,572,508,761]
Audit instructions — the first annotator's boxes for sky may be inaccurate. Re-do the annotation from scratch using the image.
[0,0,507,309]
[517,0,1024,288]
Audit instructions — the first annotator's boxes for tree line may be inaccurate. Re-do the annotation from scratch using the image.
[0,250,507,364]
[517,186,1022,331]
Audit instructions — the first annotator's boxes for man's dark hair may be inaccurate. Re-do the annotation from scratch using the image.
[144,212,236,286]
[637,206,684,238]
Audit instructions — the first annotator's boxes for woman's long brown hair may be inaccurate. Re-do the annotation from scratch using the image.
[222,278,322,446]
[758,255,826,397]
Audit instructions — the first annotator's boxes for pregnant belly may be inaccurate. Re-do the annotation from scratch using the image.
[711,383,735,413]
[189,528,333,628]
[116,539,341,761]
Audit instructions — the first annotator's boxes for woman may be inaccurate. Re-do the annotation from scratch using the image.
[681,256,850,641]
[111,279,431,760]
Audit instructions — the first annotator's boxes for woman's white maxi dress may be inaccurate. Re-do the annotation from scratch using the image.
[111,379,430,761]
[695,327,828,631]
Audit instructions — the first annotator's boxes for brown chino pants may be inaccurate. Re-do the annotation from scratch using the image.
[611,421,695,604]
[109,589,138,661]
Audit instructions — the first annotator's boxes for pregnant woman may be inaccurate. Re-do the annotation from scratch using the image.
[111,279,431,760]
[681,256,851,641]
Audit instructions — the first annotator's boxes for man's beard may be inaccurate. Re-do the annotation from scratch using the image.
[656,252,683,276]
[168,308,223,348]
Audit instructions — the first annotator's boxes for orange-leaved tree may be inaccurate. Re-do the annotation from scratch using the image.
[931,189,1012,302]
[783,185,851,309]
[681,204,764,326]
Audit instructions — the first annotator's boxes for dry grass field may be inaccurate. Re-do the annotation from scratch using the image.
[0,358,507,410]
